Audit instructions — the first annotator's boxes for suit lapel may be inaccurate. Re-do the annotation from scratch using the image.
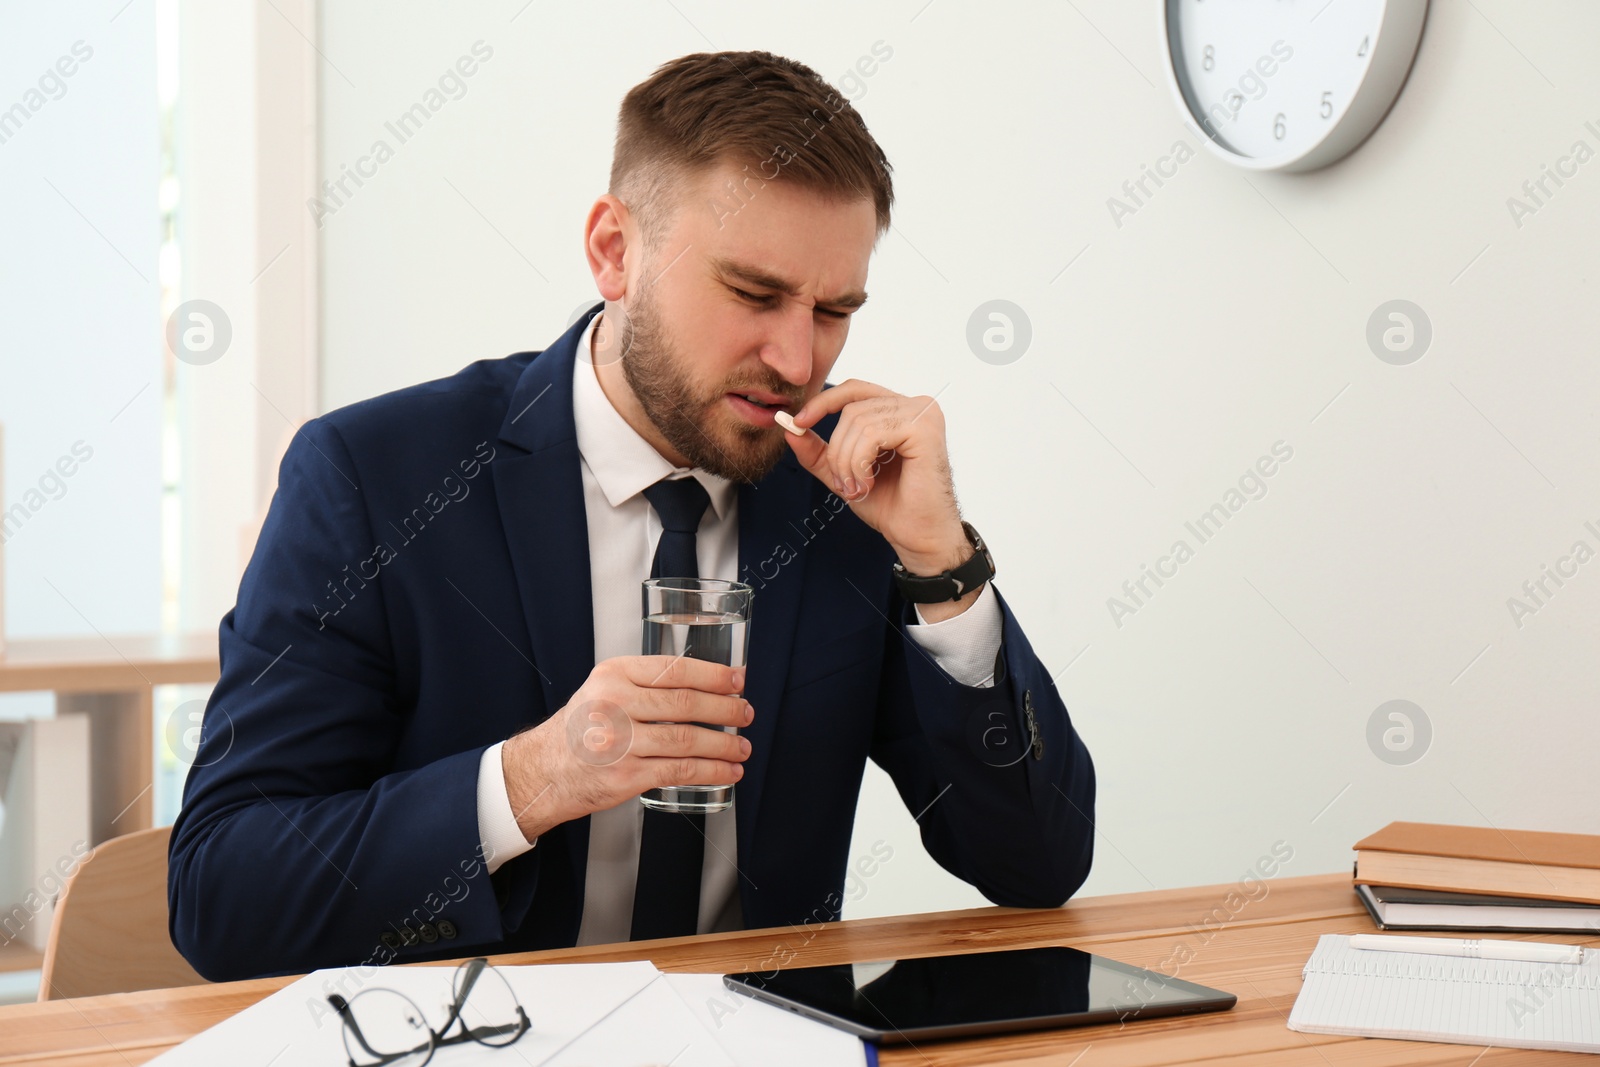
[492,307,599,901]
[735,456,812,864]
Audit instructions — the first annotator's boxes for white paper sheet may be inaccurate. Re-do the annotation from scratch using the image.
[147,960,869,1067]
[664,973,872,1067]
[147,960,664,1066]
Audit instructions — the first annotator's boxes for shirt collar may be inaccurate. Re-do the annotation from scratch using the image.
[571,310,736,521]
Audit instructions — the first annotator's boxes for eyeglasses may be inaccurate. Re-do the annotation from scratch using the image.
[327,958,531,1066]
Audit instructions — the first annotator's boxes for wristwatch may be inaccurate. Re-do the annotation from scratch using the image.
[892,521,996,604]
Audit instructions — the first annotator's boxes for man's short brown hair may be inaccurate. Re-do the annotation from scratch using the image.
[609,50,894,253]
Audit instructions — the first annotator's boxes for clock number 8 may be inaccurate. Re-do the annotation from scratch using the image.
[1202,44,1214,71]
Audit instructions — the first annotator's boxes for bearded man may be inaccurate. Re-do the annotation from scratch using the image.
[169,49,1095,981]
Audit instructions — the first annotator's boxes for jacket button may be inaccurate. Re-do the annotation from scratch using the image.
[399,926,421,947]
[420,922,439,944]
[380,931,401,951]
[437,919,458,940]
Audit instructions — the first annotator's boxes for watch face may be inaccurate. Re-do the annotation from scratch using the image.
[1162,0,1428,172]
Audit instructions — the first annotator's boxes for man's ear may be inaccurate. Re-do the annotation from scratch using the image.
[584,194,633,302]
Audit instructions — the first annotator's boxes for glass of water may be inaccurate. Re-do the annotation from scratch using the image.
[640,577,753,814]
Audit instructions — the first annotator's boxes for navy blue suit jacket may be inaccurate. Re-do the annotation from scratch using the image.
[169,304,1096,981]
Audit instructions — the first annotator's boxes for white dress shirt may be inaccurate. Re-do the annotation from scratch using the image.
[475,312,1004,944]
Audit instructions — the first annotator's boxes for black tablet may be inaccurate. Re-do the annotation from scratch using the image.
[724,945,1236,1044]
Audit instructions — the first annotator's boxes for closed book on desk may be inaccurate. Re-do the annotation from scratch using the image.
[1354,822,1600,906]
[1356,883,1600,934]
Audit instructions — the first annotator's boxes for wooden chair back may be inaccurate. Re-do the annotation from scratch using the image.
[39,825,208,1000]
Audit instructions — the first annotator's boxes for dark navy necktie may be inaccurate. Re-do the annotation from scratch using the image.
[630,475,711,941]
[643,476,710,582]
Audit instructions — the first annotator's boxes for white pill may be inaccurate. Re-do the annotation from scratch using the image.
[774,410,805,437]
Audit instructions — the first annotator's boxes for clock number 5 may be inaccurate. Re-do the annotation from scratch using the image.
[1320,91,1334,119]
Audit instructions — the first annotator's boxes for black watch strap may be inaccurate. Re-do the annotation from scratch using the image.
[893,521,996,604]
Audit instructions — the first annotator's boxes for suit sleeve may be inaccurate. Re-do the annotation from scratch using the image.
[168,418,537,981]
[869,583,1096,908]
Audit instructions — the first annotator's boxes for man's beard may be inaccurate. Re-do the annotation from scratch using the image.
[616,287,798,485]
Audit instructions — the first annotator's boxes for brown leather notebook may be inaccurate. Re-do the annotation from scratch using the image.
[1354,822,1600,906]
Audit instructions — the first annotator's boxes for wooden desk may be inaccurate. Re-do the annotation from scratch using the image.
[0,633,218,844]
[3,871,1594,1064]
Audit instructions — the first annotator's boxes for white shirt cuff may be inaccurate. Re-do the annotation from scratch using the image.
[908,582,1003,688]
[477,741,536,875]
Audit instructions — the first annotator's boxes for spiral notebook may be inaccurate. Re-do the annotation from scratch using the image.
[1288,934,1600,1054]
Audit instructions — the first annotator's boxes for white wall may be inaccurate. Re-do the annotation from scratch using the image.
[175,0,262,638]
[317,1,1600,919]
[177,0,321,639]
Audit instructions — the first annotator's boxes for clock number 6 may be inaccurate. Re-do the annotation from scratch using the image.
[1273,112,1286,141]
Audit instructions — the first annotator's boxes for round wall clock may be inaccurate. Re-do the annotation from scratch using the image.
[1161,0,1429,172]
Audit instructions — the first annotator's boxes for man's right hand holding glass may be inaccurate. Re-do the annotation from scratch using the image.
[500,657,752,842]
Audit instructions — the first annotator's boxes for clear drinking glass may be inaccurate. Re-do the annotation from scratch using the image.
[639,577,753,814]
